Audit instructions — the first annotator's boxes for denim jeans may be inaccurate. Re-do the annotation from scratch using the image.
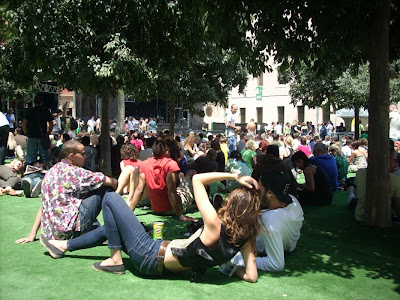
[23,172,44,187]
[0,124,9,164]
[26,137,49,164]
[77,186,111,233]
[68,192,162,276]
[228,135,237,155]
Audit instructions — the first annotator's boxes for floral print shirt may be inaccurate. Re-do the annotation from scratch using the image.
[40,160,105,240]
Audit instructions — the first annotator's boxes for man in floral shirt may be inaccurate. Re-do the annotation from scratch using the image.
[16,140,118,244]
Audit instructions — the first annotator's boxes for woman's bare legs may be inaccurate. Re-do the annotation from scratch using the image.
[116,166,138,195]
[127,167,149,205]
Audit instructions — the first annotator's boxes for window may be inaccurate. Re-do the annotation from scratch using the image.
[256,107,263,124]
[278,106,284,124]
[297,106,305,123]
[240,108,246,124]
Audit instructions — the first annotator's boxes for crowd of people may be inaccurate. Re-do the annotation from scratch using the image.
[1,99,398,283]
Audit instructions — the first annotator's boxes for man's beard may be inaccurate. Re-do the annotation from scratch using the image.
[260,193,270,209]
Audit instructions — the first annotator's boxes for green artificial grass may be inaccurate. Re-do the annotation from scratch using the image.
[1,192,399,299]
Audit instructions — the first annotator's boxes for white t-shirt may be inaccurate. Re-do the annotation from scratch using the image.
[225,111,237,137]
[342,145,352,158]
[87,119,96,131]
[389,111,400,140]
[7,113,15,129]
[231,195,304,272]
[0,112,9,127]
[275,124,283,135]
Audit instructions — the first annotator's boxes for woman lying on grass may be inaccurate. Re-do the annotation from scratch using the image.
[40,172,261,283]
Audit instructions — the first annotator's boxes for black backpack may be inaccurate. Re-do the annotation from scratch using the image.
[69,117,78,130]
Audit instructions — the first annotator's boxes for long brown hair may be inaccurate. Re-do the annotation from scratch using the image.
[217,187,261,253]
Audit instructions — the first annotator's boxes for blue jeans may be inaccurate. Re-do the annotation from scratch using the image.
[77,186,111,233]
[228,135,237,155]
[23,173,44,187]
[26,137,49,164]
[0,124,9,164]
[68,192,162,276]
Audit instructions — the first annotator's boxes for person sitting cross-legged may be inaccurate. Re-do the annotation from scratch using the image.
[230,170,304,272]
[130,139,197,222]
[291,150,333,206]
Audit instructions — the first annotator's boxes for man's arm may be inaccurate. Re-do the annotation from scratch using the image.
[129,173,146,210]
[15,207,42,244]
[47,120,53,133]
[22,119,28,135]
[255,229,285,272]
[166,172,197,222]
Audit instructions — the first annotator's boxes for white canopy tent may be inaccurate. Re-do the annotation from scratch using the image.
[335,108,369,117]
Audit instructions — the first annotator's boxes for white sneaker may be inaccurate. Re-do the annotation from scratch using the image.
[31,180,43,198]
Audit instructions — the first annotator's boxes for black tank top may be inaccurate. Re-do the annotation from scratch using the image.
[170,223,247,282]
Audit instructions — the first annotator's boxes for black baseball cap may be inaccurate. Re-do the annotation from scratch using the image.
[260,170,293,204]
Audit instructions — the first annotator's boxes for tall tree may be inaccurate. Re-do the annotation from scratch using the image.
[196,0,399,227]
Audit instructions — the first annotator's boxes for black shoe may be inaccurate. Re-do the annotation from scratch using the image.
[22,179,31,198]
[92,262,125,275]
[39,235,65,259]
[31,180,42,198]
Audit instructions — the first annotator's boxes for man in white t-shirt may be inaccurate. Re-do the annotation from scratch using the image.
[87,116,96,134]
[225,104,241,154]
[231,170,304,272]
[6,109,16,131]
[389,104,400,141]
[275,122,283,135]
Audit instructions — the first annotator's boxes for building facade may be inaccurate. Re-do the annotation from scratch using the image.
[201,65,351,131]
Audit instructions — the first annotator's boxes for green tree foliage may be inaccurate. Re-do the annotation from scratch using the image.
[196,0,398,227]
[1,0,249,169]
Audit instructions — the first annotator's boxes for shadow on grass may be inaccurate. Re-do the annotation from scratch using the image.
[264,192,400,294]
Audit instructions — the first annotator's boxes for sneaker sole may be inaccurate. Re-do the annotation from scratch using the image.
[31,181,42,198]
[22,180,31,198]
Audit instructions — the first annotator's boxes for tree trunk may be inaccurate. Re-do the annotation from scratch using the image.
[354,106,360,140]
[99,90,112,176]
[116,91,125,135]
[169,99,175,136]
[365,0,391,228]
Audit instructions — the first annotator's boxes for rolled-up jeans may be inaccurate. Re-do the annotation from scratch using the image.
[68,192,162,276]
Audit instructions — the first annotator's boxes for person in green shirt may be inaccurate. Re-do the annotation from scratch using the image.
[328,144,349,185]
[240,140,257,174]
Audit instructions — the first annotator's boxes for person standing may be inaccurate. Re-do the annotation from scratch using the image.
[149,118,157,133]
[22,95,54,165]
[87,116,96,134]
[6,109,16,132]
[246,118,257,136]
[225,104,241,154]
[389,104,400,141]
[0,112,10,164]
